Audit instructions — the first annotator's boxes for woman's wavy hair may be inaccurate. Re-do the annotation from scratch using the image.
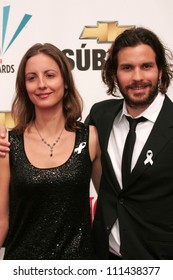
[12,43,83,133]
[102,27,173,96]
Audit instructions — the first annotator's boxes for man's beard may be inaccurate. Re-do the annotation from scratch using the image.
[118,80,159,108]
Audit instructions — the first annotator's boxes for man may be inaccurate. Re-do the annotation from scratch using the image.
[88,27,173,260]
[0,27,173,259]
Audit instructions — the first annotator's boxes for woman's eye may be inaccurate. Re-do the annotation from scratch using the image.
[26,76,35,81]
[46,73,55,78]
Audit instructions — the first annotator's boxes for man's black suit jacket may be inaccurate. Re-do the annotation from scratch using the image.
[88,95,173,259]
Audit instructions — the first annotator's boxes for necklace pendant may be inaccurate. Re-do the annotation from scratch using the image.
[34,122,64,157]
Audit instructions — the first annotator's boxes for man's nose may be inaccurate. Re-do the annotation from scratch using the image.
[132,68,144,80]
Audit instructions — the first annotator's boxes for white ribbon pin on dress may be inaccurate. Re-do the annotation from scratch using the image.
[74,142,86,154]
[144,150,153,165]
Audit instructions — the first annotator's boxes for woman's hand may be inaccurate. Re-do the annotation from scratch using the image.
[0,126,10,157]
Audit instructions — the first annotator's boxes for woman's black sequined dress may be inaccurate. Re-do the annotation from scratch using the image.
[4,122,96,259]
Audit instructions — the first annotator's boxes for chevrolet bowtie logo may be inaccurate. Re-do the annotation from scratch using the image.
[80,21,135,43]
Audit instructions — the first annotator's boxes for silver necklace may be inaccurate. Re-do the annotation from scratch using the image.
[34,122,64,157]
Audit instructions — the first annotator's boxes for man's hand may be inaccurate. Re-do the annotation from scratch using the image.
[0,126,10,157]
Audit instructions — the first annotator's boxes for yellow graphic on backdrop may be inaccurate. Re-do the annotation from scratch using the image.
[80,21,135,43]
[0,112,14,128]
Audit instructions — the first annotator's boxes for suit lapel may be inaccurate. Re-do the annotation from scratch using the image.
[102,103,122,150]
[100,101,123,192]
[127,96,173,187]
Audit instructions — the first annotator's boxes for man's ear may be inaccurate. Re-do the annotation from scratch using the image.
[159,70,162,80]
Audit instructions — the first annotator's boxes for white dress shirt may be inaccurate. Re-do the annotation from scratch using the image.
[107,92,165,256]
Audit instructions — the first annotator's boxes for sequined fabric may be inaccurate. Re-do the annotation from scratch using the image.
[4,122,96,260]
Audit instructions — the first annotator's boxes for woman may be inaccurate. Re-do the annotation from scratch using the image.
[0,43,101,259]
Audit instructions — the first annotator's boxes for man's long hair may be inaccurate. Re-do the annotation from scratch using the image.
[102,27,173,96]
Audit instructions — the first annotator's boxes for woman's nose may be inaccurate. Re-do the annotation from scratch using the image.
[38,77,46,88]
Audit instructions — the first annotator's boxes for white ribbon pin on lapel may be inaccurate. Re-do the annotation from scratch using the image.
[74,142,86,154]
[144,150,153,165]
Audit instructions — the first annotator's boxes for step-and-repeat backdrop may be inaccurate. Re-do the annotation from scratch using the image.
[1,0,173,259]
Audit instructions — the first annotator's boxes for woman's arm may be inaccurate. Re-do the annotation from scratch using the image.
[89,125,102,193]
[0,131,10,247]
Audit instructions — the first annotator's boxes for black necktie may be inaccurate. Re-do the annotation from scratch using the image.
[122,116,146,187]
